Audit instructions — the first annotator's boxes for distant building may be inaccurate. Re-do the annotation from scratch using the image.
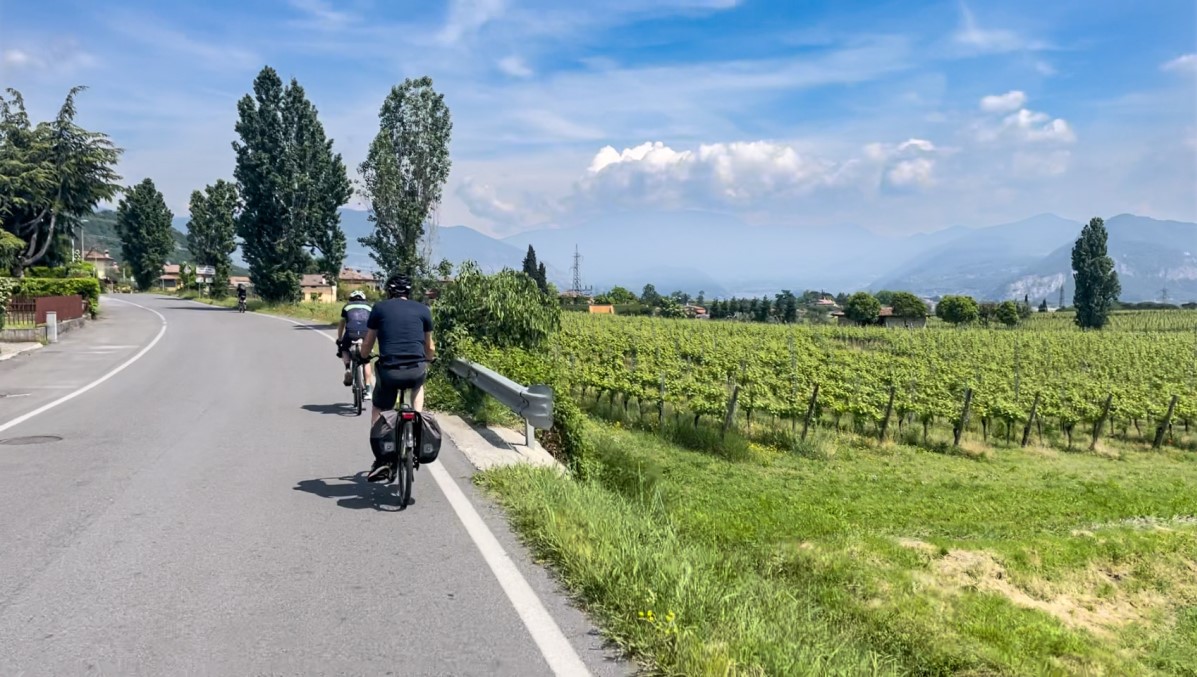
[301,274,336,303]
[83,248,118,281]
[588,304,615,314]
[228,276,252,293]
[338,267,379,292]
[159,263,181,290]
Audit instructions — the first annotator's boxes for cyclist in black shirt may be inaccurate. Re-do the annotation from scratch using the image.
[358,273,435,482]
[336,290,373,396]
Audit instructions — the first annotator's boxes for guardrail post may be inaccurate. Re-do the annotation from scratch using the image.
[46,311,58,344]
[525,419,535,448]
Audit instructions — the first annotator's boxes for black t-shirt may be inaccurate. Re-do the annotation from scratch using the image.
[366,298,432,367]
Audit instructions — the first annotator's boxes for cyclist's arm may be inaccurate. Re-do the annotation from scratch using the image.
[336,318,346,342]
[424,332,435,361]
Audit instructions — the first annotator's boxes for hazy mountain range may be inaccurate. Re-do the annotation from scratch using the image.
[335,210,1194,303]
[144,208,1192,304]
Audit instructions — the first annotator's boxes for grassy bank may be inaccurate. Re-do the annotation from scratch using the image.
[478,416,1197,676]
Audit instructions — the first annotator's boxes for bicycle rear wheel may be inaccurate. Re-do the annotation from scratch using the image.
[394,421,414,508]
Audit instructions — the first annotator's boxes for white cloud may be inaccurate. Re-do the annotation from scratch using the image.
[439,0,506,44]
[457,177,520,223]
[2,49,34,68]
[974,94,1075,146]
[498,55,533,78]
[105,12,258,71]
[887,158,936,187]
[1162,53,1197,74]
[980,90,1027,113]
[953,2,1037,53]
[288,0,355,28]
[1003,109,1075,143]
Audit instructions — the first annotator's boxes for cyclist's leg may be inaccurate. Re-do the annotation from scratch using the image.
[413,380,426,412]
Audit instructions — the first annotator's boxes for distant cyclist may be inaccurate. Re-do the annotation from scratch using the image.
[236,283,247,310]
[336,290,373,398]
[357,273,435,483]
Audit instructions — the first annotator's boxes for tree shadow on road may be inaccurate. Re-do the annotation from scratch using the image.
[293,473,413,512]
[301,402,359,417]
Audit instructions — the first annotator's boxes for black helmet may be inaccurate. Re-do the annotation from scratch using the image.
[384,273,412,298]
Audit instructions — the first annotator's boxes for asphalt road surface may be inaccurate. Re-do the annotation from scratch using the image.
[0,295,632,677]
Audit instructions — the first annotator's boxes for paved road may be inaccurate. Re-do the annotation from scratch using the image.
[0,295,631,676]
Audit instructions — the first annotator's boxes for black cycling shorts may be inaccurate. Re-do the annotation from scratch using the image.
[372,362,427,411]
[337,331,366,354]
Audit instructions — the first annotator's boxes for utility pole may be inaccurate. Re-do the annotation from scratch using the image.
[1058,284,1065,310]
[1160,287,1169,304]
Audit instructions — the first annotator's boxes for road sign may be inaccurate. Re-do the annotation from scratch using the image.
[196,265,216,276]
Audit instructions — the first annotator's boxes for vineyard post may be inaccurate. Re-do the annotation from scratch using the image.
[954,388,973,447]
[1021,392,1040,447]
[658,373,665,428]
[1089,393,1113,451]
[1152,395,1179,449]
[802,383,819,441]
[879,385,896,442]
[722,385,740,439]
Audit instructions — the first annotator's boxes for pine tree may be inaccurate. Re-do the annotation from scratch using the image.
[1071,217,1120,329]
[536,262,548,293]
[115,178,174,291]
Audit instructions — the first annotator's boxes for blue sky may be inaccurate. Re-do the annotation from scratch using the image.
[2,0,1195,236]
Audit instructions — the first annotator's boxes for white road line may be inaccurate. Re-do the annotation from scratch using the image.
[0,297,167,436]
[243,302,593,676]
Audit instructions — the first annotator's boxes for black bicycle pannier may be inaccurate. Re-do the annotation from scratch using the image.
[416,413,443,464]
[370,410,399,463]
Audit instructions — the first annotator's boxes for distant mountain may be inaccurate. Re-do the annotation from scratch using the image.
[87,210,194,266]
[152,206,1192,303]
[870,214,1081,298]
[996,214,1197,304]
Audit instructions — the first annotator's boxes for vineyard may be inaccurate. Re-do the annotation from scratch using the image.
[556,312,1197,450]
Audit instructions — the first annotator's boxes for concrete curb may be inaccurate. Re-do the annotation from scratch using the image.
[0,342,43,362]
[434,412,567,475]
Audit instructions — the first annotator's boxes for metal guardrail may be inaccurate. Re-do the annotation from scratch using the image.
[449,358,554,447]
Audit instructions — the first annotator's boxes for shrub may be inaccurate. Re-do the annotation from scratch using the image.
[26,262,96,279]
[0,277,12,330]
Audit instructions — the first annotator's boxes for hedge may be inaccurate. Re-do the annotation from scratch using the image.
[26,262,97,279]
[8,277,102,316]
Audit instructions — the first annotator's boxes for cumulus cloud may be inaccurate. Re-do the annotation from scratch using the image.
[498,55,533,78]
[887,158,936,187]
[974,93,1075,146]
[1001,109,1075,143]
[980,90,1027,113]
[579,141,840,206]
[457,177,520,223]
[1162,53,1197,74]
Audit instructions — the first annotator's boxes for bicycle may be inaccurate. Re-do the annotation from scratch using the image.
[237,297,247,313]
[346,340,369,416]
[363,355,435,509]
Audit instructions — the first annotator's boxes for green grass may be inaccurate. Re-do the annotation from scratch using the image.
[478,420,1197,676]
